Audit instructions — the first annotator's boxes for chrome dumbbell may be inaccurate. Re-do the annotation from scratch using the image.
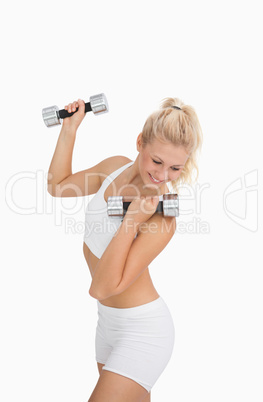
[42,93,109,127]
[107,194,179,218]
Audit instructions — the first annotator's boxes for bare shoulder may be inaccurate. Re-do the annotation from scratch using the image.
[99,155,132,179]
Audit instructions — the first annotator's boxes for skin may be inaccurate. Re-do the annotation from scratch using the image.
[133,132,189,195]
[49,99,189,401]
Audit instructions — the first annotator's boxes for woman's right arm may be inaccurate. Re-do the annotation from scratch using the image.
[47,99,102,197]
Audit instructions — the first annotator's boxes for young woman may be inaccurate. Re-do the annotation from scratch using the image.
[47,97,203,401]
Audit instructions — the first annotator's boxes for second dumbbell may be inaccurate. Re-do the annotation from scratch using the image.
[107,194,179,217]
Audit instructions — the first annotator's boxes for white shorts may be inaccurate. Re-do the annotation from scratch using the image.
[95,296,175,393]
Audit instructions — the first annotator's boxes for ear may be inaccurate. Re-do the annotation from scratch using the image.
[136,133,143,152]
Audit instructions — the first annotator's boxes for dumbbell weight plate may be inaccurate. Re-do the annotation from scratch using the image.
[90,93,109,115]
[107,196,124,217]
[42,105,60,127]
[107,196,135,217]
[163,194,179,217]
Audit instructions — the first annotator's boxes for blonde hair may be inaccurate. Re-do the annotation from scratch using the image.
[141,97,203,193]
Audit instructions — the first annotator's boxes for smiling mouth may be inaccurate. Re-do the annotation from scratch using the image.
[148,173,164,184]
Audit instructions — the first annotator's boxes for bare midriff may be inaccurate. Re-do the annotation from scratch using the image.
[83,242,160,308]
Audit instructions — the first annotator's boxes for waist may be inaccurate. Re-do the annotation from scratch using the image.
[97,296,167,318]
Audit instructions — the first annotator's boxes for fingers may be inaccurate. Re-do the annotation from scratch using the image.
[143,196,159,205]
[77,99,85,111]
[132,196,158,205]
[64,101,78,113]
[138,196,159,213]
[129,196,158,212]
[64,99,85,113]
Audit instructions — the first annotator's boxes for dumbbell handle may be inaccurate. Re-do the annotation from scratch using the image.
[58,102,92,119]
[122,201,164,214]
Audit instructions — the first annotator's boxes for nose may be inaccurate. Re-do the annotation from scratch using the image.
[154,167,169,182]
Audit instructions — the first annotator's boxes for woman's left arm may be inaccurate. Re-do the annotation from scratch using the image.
[89,198,176,300]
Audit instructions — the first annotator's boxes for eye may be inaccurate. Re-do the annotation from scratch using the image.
[152,159,180,171]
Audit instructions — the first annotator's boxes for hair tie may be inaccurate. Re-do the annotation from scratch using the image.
[172,106,181,110]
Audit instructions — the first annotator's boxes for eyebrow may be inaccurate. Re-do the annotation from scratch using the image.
[153,154,184,167]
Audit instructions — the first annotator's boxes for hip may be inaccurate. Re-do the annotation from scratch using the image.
[96,296,175,340]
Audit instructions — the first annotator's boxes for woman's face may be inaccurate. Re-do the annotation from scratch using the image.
[137,134,189,188]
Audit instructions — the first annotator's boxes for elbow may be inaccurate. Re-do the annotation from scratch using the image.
[47,182,56,197]
[89,283,116,301]
[89,286,101,300]
[47,182,61,198]
[47,187,55,197]
[89,284,105,301]
[47,172,55,196]
[89,288,108,301]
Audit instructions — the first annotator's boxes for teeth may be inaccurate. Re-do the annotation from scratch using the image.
[150,173,162,183]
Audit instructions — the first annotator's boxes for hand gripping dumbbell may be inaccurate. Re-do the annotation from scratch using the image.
[42,93,109,127]
[107,194,179,218]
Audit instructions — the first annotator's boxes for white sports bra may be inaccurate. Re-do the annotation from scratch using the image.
[83,161,134,258]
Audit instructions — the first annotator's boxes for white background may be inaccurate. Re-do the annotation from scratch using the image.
[1,1,262,401]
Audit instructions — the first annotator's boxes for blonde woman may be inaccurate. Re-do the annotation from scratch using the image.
[48,97,203,401]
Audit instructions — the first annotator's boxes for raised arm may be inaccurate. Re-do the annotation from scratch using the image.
[47,99,101,197]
